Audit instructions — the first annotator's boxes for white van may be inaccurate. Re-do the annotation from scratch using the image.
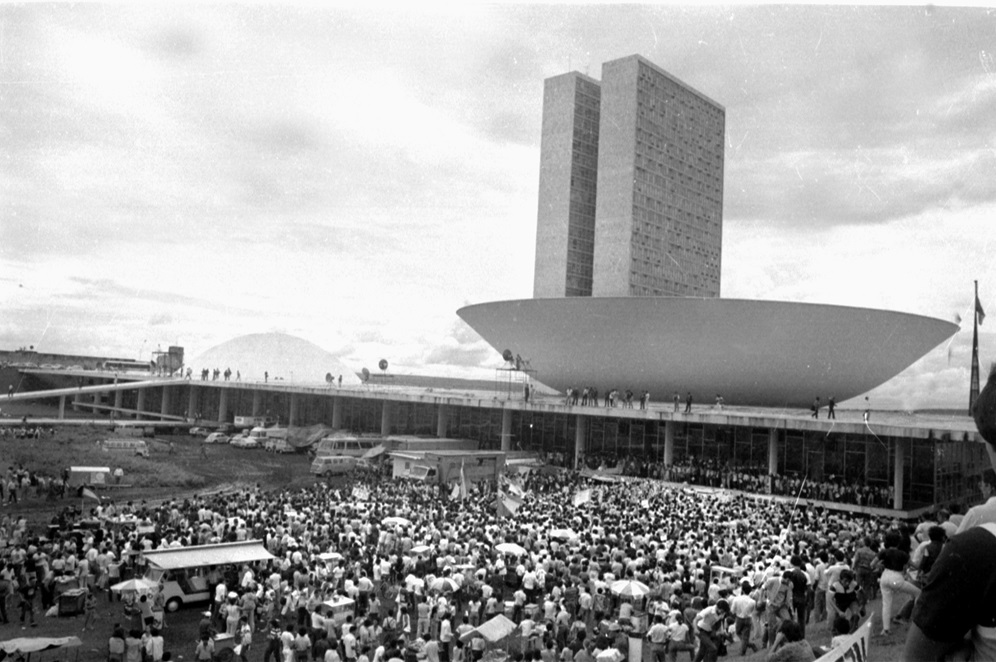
[142,541,274,612]
[311,455,358,477]
[265,438,295,454]
[100,438,150,457]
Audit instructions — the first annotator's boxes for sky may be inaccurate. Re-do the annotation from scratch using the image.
[1,3,994,411]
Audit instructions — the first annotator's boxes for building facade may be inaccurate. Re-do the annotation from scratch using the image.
[534,54,725,298]
[533,72,601,298]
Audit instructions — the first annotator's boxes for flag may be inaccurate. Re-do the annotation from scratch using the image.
[78,486,100,502]
[572,489,592,507]
[459,460,469,500]
[498,490,524,514]
[977,295,986,326]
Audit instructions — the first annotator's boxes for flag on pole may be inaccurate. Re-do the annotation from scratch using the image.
[977,294,986,326]
[459,460,469,500]
[79,486,100,502]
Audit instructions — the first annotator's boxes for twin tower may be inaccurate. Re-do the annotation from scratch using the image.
[533,54,726,299]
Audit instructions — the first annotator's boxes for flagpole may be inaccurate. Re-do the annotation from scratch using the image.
[971,279,981,414]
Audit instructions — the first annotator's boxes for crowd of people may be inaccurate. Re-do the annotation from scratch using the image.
[3,362,996,662]
[0,455,966,662]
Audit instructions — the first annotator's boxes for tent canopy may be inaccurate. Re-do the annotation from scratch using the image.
[459,614,517,643]
[142,541,274,570]
[0,637,83,655]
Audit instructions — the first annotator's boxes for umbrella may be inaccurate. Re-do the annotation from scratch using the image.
[495,542,527,556]
[111,578,159,593]
[317,552,343,561]
[549,529,578,540]
[609,579,651,598]
[428,577,459,593]
[383,516,412,528]
[410,544,433,554]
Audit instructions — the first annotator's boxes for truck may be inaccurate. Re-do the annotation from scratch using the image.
[390,450,505,489]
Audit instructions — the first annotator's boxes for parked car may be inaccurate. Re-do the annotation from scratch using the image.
[204,432,229,445]
[189,427,209,437]
[231,436,259,449]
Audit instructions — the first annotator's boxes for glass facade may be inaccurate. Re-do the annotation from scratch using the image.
[145,383,987,512]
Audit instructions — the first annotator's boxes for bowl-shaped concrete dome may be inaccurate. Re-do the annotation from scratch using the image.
[457,297,958,408]
[190,333,361,386]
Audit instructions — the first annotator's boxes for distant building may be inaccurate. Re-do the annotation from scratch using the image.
[534,54,725,298]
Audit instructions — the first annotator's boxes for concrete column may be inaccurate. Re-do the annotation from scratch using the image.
[187,387,197,421]
[663,420,675,467]
[59,396,66,420]
[501,408,513,452]
[380,401,392,436]
[331,397,343,429]
[894,439,905,510]
[252,390,262,417]
[436,405,449,438]
[289,393,299,427]
[574,415,587,469]
[160,386,171,420]
[218,388,229,424]
[136,388,146,419]
[768,428,779,493]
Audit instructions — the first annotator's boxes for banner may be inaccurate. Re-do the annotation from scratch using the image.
[572,489,592,507]
[814,618,871,662]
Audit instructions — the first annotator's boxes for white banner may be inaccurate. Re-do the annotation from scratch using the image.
[814,618,872,662]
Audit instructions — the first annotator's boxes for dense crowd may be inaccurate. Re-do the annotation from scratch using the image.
[0,456,956,662]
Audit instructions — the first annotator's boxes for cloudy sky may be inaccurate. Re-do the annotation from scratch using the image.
[1,4,994,411]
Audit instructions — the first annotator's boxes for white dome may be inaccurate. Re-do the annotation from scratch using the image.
[190,333,361,385]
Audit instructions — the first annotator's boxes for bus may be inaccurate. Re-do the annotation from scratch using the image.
[312,436,384,458]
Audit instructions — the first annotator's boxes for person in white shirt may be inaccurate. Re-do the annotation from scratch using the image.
[729,583,758,656]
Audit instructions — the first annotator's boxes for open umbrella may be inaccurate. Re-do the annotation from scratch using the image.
[111,578,159,594]
[317,552,343,561]
[428,577,459,593]
[383,516,412,528]
[409,544,433,555]
[495,542,527,556]
[549,528,578,540]
[609,579,651,598]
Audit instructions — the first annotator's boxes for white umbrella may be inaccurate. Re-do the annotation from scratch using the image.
[609,579,651,598]
[318,552,343,561]
[383,516,413,528]
[111,578,158,594]
[549,528,578,540]
[410,544,433,554]
[495,542,527,556]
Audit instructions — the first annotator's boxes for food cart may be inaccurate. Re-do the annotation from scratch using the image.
[322,596,356,627]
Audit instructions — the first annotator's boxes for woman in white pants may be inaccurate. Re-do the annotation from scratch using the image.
[877,532,920,635]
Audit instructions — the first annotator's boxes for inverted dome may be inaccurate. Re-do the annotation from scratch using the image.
[191,333,361,386]
[458,297,959,408]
